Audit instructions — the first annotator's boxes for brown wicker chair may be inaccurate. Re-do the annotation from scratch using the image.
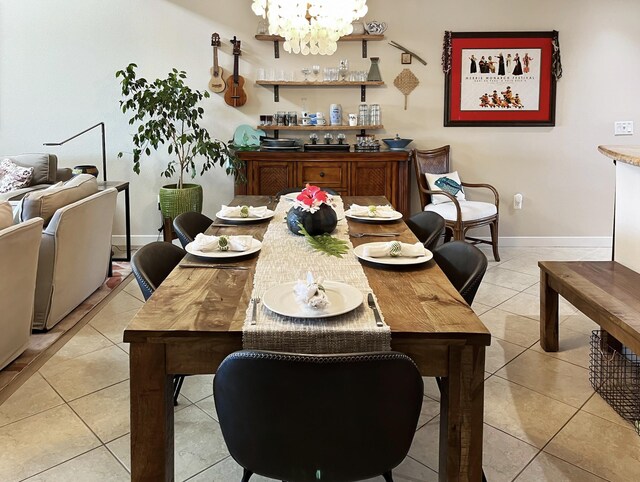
[412,145,500,261]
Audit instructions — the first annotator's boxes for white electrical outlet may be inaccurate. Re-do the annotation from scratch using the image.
[513,193,523,210]
[614,121,634,136]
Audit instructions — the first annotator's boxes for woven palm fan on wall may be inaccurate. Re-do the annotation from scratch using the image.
[394,69,419,110]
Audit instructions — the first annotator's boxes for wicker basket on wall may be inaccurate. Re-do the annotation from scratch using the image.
[159,184,203,220]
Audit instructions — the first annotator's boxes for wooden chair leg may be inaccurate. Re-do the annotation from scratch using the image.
[489,219,500,262]
[241,468,253,482]
[382,470,393,482]
[444,227,453,243]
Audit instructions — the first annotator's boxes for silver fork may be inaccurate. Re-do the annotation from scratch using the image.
[349,232,401,238]
[250,297,260,325]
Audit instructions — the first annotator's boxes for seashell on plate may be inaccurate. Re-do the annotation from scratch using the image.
[365,21,387,35]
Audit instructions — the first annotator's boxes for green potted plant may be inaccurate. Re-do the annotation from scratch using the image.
[116,63,240,220]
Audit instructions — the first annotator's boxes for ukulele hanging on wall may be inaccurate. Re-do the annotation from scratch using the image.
[208,33,226,93]
[224,36,247,107]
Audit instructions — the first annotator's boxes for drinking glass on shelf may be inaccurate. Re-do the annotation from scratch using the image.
[338,59,349,81]
[312,64,320,80]
[301,67,311,81]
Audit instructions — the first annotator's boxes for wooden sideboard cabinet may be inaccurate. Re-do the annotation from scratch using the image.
[235,150,411,217]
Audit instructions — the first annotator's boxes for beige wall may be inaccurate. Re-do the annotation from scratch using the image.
[1,0,638,245]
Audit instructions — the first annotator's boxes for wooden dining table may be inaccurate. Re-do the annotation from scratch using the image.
[124,195,491,482]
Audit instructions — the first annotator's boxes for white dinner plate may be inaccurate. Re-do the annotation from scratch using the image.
[345,209,403,223]
[282,192,302,201]
[262,281,363,319]
[185,238,262,259]
[353,242,433,266]
[215,209,274,223]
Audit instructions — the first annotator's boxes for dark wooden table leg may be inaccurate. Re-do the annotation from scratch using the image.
[439,345,485,482]
[130,342,174,481]
[540,270,559,352]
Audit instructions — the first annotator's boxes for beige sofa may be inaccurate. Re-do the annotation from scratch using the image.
[0,217,43,369]
[0,153,73,202]
[17,174,118,330]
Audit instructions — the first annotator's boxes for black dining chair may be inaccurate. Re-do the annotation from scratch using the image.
[173,211,214,248]
[214,350,424,482]
[130,241,187,405]
[433,240,488,306]
[406,211,446,252]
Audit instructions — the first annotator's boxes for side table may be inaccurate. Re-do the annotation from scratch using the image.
[98,181,131,262]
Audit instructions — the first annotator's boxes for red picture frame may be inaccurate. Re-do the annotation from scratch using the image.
[444,31,558,127]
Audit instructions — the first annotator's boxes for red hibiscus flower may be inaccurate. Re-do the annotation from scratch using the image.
[296,184,328,207]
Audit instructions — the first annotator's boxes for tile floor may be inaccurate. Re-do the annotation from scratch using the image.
[1,246,639,481]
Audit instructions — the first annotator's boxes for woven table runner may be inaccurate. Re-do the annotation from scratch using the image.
[243,197,391,354]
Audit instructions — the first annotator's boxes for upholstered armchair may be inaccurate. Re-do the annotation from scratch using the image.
[32,188,118,330]
[412,146,500,261]
[0,217,43,369]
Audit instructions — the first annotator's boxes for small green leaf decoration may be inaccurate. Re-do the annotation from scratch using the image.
[240,205,249,218]
[298,223,349,258]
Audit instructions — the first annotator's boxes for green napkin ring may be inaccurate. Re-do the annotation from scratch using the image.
[368,205,377,217]
[389,241,402,257]
[240,205,249,218]
[218,235,229,251]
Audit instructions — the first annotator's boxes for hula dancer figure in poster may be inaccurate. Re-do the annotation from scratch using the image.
[512,53,523,75]
[469,54,477,73]
[497,53,506,76]
[523,53,534,73]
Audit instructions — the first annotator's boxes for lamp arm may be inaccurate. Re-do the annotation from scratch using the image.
[43,122,107,182]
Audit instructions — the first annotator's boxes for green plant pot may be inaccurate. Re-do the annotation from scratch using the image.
[159,184,203,219]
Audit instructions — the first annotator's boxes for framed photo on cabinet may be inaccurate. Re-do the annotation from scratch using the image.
[444,31,560,127]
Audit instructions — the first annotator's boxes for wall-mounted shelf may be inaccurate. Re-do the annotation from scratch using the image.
[256,80,385,102]
[258,124,384,138]
[255,34,385,58]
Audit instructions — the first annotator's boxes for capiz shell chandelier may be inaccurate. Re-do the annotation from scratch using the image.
[251,0,368,55]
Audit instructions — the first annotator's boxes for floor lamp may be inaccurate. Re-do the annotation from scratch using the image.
[43,122,107,182]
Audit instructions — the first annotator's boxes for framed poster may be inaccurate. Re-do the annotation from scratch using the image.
[444,31,560,127]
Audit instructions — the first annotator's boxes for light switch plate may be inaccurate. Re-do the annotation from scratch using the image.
[614,121,634,136]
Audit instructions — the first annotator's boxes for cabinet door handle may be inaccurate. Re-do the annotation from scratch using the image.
[319,171,325,177]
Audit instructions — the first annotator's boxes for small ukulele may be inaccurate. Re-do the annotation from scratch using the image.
[208,33,226,93]
[224,36,247,107]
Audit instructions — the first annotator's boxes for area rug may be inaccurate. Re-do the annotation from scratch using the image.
[0,262,132,403]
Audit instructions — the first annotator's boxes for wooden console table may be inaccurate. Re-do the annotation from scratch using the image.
[235,150,411,218]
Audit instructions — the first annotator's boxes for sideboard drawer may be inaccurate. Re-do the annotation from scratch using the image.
[298,162,347,188]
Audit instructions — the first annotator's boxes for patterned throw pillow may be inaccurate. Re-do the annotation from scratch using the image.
[0,159,34,193]
[424,171,466,205]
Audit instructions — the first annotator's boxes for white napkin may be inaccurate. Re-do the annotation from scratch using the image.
[348,203,396,218]
[219,205,269,218]
[191,233,253,252]
[294,272,330,309]
[362,241,425,258]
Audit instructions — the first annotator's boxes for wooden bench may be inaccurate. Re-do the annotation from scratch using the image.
[539,261,640,356]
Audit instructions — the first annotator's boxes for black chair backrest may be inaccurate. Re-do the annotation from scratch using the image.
[130,241,185,300]
[172,211,214,248]
[433,240,488,305]
[406,211,446,252]
[214,350,424,482]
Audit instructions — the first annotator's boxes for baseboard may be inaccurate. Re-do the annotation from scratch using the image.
[114,234,614,249]
[477,236,613,248]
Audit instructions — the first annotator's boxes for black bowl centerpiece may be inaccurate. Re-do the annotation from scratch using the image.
[286,184,337,236]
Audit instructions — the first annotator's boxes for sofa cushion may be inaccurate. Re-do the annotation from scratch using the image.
[2,154,57,186]
[0,201,13,229]
[20,174,98,226]
[0,159,34,193]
